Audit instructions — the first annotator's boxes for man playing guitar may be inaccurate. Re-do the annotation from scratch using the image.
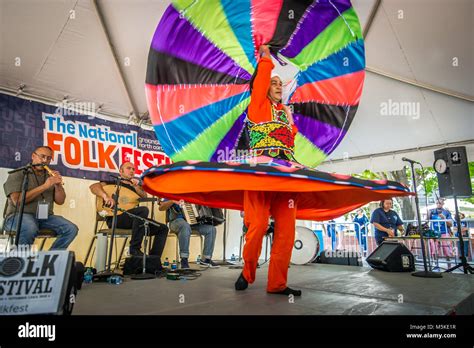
[89,162,168,257]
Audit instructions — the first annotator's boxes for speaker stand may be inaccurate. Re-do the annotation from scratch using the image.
[407,161,442,278]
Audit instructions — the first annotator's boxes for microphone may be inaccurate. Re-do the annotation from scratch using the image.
[109,174,125,181]
[402,157,420,164]
[8,163,44,174]
[109,175,142,185]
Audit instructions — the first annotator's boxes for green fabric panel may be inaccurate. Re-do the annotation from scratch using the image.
[289,8,362,71]
[294,133,327,168]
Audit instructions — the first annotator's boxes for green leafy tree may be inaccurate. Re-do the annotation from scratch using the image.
[464,162,474,205]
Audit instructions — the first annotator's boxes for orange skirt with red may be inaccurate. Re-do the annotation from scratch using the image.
[142,157,413,221]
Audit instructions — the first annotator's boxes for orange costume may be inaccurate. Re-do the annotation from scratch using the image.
[242,56,300,293]
[142,59,412,295]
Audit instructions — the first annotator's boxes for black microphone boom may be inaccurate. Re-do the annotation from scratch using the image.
[109,174,125,181]
[402,157,420,164]
[8,162,45,174]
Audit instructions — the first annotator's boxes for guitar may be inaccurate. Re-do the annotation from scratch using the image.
[96,185,141,217]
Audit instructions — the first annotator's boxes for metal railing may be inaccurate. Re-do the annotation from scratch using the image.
[313,218,473,271]
[314,221,368,256]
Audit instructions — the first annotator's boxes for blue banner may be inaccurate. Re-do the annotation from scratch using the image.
[0,93,170,181]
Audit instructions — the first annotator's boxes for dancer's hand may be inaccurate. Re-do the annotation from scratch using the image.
[259,45,270,58]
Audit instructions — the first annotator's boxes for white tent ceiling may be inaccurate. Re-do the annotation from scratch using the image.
[1,0,473,173]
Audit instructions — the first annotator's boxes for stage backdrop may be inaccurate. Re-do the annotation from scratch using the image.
[0,93,170,180]
[0,93,222,264]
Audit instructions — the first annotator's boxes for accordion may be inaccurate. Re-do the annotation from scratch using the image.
[174,203,225,226]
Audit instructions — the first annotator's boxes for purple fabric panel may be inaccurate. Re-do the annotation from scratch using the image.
[210,112,247,161]
[152,6,251,80]
[294,113,346,154]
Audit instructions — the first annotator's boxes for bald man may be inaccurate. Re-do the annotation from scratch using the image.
[90,162,168,257]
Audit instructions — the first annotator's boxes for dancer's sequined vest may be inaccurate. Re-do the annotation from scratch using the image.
[248,104,296,161]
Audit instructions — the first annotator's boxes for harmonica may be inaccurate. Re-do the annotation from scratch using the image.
[43,165,64,185]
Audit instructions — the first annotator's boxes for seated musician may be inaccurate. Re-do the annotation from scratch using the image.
[3,145,78,249]
[89,162,168,257]
[159,200,219,269]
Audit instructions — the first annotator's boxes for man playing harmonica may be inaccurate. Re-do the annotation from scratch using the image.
[3,146,78,249]
[89,162,168,257]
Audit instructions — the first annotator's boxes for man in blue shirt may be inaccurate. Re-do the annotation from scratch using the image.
[353,209,369,254]
[370,199,405,245]
[428,198,454,259]
[327,219,337,251]
[428,199,452,236]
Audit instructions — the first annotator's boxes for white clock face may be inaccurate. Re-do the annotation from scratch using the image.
[434,159,447,174]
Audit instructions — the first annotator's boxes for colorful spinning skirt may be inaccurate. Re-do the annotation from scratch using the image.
[142,156,413,221]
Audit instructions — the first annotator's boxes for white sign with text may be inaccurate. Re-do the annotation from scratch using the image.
[0,250,72,315]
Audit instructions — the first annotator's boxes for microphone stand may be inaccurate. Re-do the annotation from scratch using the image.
[118,209,161,280]
[8,163,44,247]
[445,195,473,274]
[405,161,442,278]
[94,175,124,281]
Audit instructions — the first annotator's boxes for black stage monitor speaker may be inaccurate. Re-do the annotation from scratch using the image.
[366,242,415,272]
[434,146,472,198]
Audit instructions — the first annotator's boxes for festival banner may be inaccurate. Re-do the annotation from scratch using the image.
[0,250,73,315]
[0,93,170,181]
